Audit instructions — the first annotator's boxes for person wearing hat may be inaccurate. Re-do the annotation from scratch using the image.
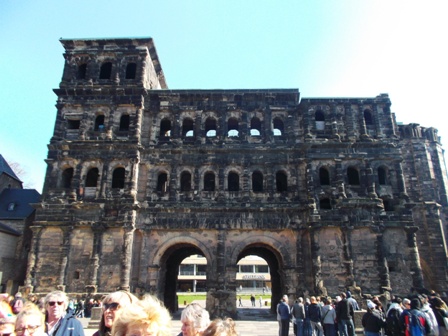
[362,300,386,336]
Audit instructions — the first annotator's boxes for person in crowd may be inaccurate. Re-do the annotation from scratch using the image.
[0,301,15,336]
[291,297,306,336]
[420,294,439,335]
[202,318,238,336]
[93,291,138,336]
[178,302,210,336]
[385,297,403,336]
[402,298,411,311]
[278,295,291,336]
[15,303,47,336]
[259,296,263,308]
[346,292,360,311]
[44,290,84,336]
[11,293,26,315]
[336,292,355,336]
[308,296,323,336]
[112,295,171,336]
[431,297,448,336]
[75,299,85,318]
[322,297,337,336]
[400,297,431,336]
[303,298,313,336]
[362,300,386,336]
[372,297,386,319]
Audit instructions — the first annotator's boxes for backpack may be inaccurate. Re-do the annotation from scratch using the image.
[386,308,401,335]
[13,298,24,314]
[408,311,425,336]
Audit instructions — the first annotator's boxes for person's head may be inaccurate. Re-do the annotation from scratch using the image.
[15,303,46,336]
[298,297,303,304]
[282,295,288,302]
[402,298,411,309]
[340,292,346,299]
[100,291,138,331]
[202,318,238,336]
[15,293,22,299]
[366,300,376,312]
[410,298,422,310]
[310,296,316,304]
[325,297,332,305]
[0,314,15,336]
[112,295,171,336]
[432,297,448,310]
[44,290,68,321]
[180,303,210,336]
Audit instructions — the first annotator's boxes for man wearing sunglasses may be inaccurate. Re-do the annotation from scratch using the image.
[44,290,84,336]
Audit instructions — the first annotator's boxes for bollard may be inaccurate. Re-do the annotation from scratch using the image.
[184,300,187,305]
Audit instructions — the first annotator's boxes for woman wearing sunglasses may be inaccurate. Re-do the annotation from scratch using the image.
[44,291,84,336]
[93,291,137,336]
[14,303,46,336]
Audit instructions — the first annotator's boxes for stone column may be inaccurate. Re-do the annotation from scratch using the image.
[342,228,355,288]
[310,228,327,296]
[395,162,408,196]
[147,264,160,295]
[405,227,425,289]
[331,106,340,141]
[344,103,356,140]
[120,227,135,291]
[335,160,347,198]
[58,226,74,292]
[376,232,391,293]
[306,160,316,211]
[86,225,104,293]
[24,226,43,293]
[359,104,368,140]
[365,162,377,198]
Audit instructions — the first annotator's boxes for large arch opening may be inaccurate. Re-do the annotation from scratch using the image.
[237,245,283,314]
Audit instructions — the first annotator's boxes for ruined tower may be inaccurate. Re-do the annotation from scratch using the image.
[27,37,448,317]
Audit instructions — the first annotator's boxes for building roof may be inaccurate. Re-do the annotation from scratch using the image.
[0,221,21,236]
[0,188,41,219]
[0,154,21,182]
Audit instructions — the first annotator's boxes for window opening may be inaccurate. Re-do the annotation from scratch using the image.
[383,198,394,212]
[228,172,239,191]
[85,168,99,187]
[320,198,332,209]
[364,109,373,125]
[204,172,215,191]
[276,171,288,192]
[180,171,192,192]
[99,62,112,79]
[205,118,217,137]
[315,110,325,130]
[125,62,137,79]
[273,118,284,136]
[378,167,387,185]
[119,115,130,131]
[319,167,330,185]
[67,119,80,130]
[62,168,74,188]
[347,167,360,185]
[77,64,87,79]
[250,117,261,136]
[94,115,105,131]
[182,118,194,137]
[160,119,171,137]
[112,168,125,189]
[252,171,263,192]
[157,173,168,193]
[227,118,239,137]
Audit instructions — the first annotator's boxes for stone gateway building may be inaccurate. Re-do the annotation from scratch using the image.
[25,37,448,317]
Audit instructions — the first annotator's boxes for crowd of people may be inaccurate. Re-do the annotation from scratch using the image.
[281,291,448,336]
[0,290,239,336]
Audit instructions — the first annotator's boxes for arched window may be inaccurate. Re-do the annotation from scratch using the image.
[319,167,330,185]
[156,172,168,192]
[204,172,215,191]
[382,198,394,212]
[252,171,263,192]
[320,198,332,210]
[77,64,87,79]
[62,168,74,188]
[125,62,137,79]
[180,171,192,192]
[276,171,288,192]
[227,118,239,137]
[94,115,105,131]
[112,168,125,188]
[315,110,325,130]
[99,62,112,79]
[182,118,194,137]
[364,109,373,125]
[205,118,217,137]
[347,166,360,185]
[378,167,387,185]
[250,117,261,136]
[228,172,239,191]
[273,118,284,136]
[85,168,99,187]
[160,119,171,137]
[119,114,130,131]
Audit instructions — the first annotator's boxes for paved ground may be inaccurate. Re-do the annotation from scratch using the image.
[80,299,283,336]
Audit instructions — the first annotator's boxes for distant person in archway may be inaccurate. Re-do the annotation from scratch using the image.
[178,303,210,336]
[238,296,243,307]
[250,294,256,307]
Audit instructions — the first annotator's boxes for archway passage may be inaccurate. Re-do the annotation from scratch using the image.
[161,244,205,312]
[237,245,282,314]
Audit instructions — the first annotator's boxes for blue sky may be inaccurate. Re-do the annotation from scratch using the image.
[1,1,447,191]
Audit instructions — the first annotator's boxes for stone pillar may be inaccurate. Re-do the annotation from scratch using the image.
[342,228,355,288]
[147,264,160,295]
[24,226,43,292]
[344,103,356,140]
[359,104,368,140]
[405,227,425,289]
[58,226,74,292]
[120,227,135,291]
[365,162,376,198]
[396,162,408,196]
[310,228,327,296]
[376,232,391,293]
[335,160,347,198]
[331,106,340,141]
[87,226,103,293]
[306,160,316,211]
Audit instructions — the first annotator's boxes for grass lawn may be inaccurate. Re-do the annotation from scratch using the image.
[177,293,272,305]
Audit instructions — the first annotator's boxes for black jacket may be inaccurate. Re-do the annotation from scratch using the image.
[362,310,386,332]
[336,299,354,320]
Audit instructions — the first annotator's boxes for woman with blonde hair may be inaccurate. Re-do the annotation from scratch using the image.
[179,303,210,336]
[112,295,171,336]
[93,291,138,336]
[14,303,47,336]
[202,318,238,336]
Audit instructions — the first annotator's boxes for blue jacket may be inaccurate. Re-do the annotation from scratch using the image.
[50,313,85,336]
[308,303,322,322]
[278,301,291,320]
